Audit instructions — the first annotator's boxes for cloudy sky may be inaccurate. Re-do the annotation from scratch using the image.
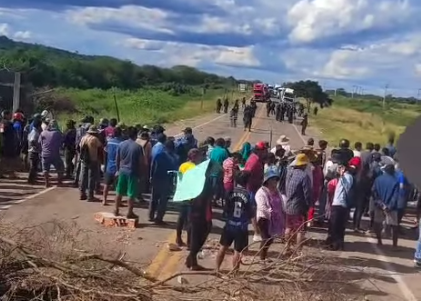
[0,0,420,96]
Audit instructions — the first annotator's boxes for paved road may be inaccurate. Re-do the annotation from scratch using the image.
[0,104,419,300]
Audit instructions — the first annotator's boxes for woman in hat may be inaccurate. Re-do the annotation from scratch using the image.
[255,170,285,261]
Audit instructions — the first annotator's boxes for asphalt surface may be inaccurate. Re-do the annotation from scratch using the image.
[0,102,420,300]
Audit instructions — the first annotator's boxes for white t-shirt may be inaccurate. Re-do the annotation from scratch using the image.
[353,150,361,157]
[271,144,292,156]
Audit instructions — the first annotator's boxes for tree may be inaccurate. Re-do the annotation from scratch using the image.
[282,80,330,110]
[0,36,255,90]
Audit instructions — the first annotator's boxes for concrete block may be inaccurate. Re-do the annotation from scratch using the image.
[94,212,138,229]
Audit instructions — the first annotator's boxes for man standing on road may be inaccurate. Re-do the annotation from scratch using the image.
[136,129,152,199]
[103,126,123,206]
[27,119,42,184]
[216,170,253,273]
[336,139,354,163]
[285,154,312,253]
[63,119,77,179]
[151,133,166,160]
[209,138,229,206]
[372,164,400,250]
[79,125,103,201]
[243,105,253,132]
[74,116,93,187]
[39,120,64,188]
[150,139,179,224]
[175,148,203,247]
[114,126,144,219]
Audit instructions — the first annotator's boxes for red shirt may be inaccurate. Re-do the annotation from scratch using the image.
[244,153,264,193]
[104,126,115,138]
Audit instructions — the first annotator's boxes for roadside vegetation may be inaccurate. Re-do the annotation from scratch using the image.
[0,36,252,123]
[310,95,421,146]
[41,87,247,125]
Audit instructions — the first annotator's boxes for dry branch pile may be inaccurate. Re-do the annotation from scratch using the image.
[0,221,370,301]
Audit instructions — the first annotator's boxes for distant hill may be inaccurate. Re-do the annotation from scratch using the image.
[0,36,252,90]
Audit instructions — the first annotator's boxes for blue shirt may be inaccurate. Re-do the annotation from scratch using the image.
[224,186,253,231]
[151,142,165,161]
[285,168,312,215]
[150,151,179,184]
[386,144,396,158]
[395,170,409,209]
[105,137,122,174]
[118,139,143,177]
[332,172,354,208]
[13,121,22,132]
[373,173,399,210]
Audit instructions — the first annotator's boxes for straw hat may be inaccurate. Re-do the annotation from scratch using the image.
[290,154,309,167]
[87,125,99,134]
[276,135,290,145]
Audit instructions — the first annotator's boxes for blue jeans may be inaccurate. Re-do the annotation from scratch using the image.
[414,218,421,263]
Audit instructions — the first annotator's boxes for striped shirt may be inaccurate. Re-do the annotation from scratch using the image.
[223,157,238,188]
[285,167,312,215]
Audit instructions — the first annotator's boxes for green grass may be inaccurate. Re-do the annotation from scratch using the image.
[310,96,421,147]
[52,87,249,126]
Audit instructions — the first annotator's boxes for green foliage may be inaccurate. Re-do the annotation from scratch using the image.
[51,87,246,125]
[331,95,420,127]
[325,88,420,104]
[0,36,252,90]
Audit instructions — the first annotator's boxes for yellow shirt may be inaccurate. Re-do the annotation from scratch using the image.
[179,162,195,174]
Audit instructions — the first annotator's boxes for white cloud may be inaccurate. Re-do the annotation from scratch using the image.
[0,1,421,95]
[287,0,412,43]
[416,64,421,76]
[316,32,421,80]
[0,23,10,36]
[320,50,371,79]
[188,15,253,35]
[122,38,167,51]
[66,5,172,34]
[14,30,31,40]
[214,46,260,67]
[123,37,260,68]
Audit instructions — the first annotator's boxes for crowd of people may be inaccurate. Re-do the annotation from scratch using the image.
[1,101,421,272]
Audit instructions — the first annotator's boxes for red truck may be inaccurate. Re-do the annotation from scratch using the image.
[252,83,269,102]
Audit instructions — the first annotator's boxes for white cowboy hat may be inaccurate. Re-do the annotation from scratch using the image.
[276,135,290,145]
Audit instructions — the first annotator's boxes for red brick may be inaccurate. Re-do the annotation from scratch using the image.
[94,212,138,229]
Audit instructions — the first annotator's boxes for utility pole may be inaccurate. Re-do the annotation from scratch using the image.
[383,84,389,110]
[417,88,421,99]
[351,85,357,98]
[12,72,21,113]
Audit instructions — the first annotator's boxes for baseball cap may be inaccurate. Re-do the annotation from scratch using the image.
[255,141,267,150]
